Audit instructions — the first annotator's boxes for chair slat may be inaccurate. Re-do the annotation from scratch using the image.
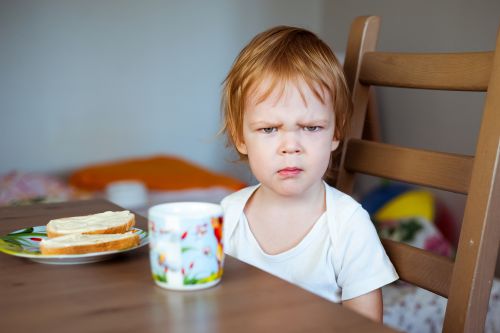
[343,139,474,194]
[381,239,454,298]
[359,52,493,91]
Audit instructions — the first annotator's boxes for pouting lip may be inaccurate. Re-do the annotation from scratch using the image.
[277,167,303,174]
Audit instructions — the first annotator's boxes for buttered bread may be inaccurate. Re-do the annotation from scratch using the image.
[40,232,140,255]
[46,211,135,238]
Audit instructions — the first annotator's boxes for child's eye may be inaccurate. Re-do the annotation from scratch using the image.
[303,126,322,132]
[260,127,277,134]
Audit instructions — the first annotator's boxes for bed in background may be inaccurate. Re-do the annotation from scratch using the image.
[1,156,498,333]
[0,155,245,216]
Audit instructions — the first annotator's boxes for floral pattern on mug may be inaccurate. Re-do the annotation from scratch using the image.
[149,204,224,288]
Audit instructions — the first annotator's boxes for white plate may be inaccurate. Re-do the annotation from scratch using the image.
[0,226,148,265]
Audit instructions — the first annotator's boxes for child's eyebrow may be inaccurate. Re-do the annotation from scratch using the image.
[249,120,281,127]
[297,115,330,124]
[301,116,328,122]
[249,118,330,128]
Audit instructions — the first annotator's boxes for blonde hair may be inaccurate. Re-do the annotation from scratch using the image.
[221,25,352,160]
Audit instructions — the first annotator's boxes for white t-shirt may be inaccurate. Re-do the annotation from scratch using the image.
[221,182,398,303]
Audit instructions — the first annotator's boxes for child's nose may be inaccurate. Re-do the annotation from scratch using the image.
[280,133,302,154]
[281,147,301,154]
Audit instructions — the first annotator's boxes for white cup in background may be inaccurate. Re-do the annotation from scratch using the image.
[105,180,148,209]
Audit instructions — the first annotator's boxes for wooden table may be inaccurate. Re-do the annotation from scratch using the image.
[0,199,398,333]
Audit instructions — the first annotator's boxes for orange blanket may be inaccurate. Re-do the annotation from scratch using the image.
[69,155,246,192]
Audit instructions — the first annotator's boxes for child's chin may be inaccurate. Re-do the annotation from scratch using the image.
[271,183,309,197]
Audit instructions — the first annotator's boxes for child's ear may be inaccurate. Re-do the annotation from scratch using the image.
[331,139,340,152]
[236,141,248,155]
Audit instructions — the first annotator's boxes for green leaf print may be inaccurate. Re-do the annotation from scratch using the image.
[183,271,220,285]
[399,219,423,242]
[0,239,23,253]
[1,234,42,248]
[153,273,167,283]
[183,276,199,285]
[181,247,197,253]
[377,218,423,242]
[9,227,34,235]
[0,236,23,247]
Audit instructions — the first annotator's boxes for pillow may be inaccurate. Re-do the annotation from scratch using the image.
[376,217,455,258]
[361,183,456,258]
[69,155,246,192]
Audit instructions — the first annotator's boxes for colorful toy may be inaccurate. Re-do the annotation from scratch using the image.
[361,182,458,249]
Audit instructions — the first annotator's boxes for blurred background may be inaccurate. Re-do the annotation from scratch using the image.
[1,0,499,271]
[1,0,499,181]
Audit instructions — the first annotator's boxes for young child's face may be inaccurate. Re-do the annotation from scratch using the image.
[236,79,339,197]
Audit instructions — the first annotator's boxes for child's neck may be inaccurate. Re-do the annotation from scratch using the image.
[256,182,325,211]
[243,181,326,255]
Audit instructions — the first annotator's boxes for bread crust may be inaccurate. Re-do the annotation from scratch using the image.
[40,233,140,255]
[46,214,135,238]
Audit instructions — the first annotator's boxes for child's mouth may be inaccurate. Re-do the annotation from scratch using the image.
[278,167,302,176]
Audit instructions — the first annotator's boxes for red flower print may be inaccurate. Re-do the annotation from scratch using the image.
[181,231,188,240]
[30,237,42,242]
[211,217,223,242]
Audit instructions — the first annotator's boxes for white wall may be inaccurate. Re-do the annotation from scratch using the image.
[0,0,324,181]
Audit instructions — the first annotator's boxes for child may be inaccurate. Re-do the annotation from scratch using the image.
[220,26,398,322]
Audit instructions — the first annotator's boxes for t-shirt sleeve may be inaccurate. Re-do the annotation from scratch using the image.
[335,206,399,301]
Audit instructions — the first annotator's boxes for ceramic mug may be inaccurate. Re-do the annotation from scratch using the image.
[148,202,224,290]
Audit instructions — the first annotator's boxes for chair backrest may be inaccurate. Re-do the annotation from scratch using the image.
[330,16,500,333]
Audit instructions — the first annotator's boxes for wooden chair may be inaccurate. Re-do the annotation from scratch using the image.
[331,16,500,333]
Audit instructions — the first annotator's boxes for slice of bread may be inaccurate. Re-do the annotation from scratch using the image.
[40,231,140,255]
[46,211,135,238]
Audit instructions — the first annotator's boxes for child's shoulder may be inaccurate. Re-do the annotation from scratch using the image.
[325,183,362,210]
[325,182,369,226]
[220,184,259,208]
